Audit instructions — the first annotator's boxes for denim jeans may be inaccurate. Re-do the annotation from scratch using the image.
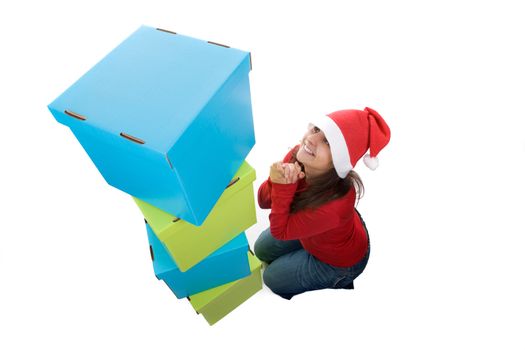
[254,211,370,300]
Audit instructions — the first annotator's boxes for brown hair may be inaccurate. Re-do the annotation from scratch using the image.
[289,147,364,214]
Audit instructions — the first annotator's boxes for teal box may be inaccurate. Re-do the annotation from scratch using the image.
[146,223,251,299]
[48,25,255,226]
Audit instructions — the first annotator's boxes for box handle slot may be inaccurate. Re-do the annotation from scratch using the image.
[172,218,181,223]
[207,41,230,48]
[149,245,155,261]
[120,132,145,145]
[156,28,177,35]
[64,110,87,121]
[226,177,240,189]
[165,155,173,169]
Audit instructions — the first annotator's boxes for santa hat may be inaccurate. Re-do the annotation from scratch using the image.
[310,107,391,178]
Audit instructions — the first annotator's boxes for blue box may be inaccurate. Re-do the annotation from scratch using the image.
[48,25,255,226]
[146,223,251,299]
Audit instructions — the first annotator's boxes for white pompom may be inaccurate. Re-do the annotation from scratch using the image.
[363,153,379,170]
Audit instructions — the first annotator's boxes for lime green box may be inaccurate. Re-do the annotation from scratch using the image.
[188,251,262,325]
[134,161,256,272]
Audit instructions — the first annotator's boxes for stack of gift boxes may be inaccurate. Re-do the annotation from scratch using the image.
[48,25,262,325]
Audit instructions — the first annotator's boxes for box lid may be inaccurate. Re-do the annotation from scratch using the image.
[134,161,255,234]
[48,25,250,154]
[188,251,261,311]
[146,222,248,276]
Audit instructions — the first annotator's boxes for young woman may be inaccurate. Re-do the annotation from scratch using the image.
[254,107,391,300]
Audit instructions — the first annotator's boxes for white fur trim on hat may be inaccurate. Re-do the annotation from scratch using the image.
[363,153,379,170]
[309,115,352,178]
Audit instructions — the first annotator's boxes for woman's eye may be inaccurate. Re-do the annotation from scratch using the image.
[324,139,330,146]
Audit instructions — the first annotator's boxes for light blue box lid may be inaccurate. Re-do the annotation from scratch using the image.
[48,25,251,154]
[146,222,249,275]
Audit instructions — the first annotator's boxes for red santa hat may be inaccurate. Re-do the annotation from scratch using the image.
[310,107,391,178]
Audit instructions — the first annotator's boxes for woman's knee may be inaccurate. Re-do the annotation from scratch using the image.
[254,227,303,263]
[262,265,283,292]
[262,269,289,299]
[263,261,304,300]
[254,227,272,262]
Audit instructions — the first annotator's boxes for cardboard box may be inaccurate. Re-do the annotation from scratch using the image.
[48,25,254,226]
[188,251,262,326]
[146,223,250,298]
[134,161,256,272]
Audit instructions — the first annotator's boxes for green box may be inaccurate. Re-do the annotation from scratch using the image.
[188,251,262,325]
[134,161,256,272]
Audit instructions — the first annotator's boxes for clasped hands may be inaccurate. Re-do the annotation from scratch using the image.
[269,161,306,184]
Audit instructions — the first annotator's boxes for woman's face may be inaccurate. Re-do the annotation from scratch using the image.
[296,123,334,177]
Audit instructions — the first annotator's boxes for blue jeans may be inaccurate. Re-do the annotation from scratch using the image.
[254,212,370,300]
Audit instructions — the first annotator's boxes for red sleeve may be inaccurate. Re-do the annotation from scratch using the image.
[269,182,347,241]
[257,145,299,210]
[257,176,272,209]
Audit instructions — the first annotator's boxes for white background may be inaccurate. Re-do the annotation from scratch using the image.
[1,0,524,348]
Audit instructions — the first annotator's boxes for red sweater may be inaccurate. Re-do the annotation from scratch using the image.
[258,145,369,268]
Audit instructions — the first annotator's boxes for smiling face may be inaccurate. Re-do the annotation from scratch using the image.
[296,123,334,178]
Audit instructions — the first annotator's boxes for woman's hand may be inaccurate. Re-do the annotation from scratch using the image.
[269,161,286,184]
[270,161,305,184]
[284,161,306,183]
